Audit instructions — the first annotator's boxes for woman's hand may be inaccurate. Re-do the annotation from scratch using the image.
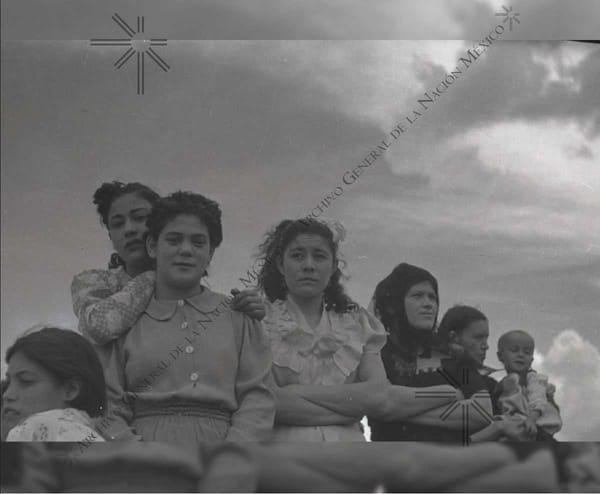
[496,415,527,440]
[230,288,266,321]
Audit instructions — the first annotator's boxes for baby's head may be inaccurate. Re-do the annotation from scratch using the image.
[497,330,535,374]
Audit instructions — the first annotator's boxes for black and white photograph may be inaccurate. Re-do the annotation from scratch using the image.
[1,0,599,492]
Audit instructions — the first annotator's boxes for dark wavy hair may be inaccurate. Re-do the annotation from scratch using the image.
[146,191,223,251]
[93,181,161,228]
[93,181,161,269]
[256,218,353,313]
[373,263,439,360]
[437,305,487,344]
[4,328,107,418]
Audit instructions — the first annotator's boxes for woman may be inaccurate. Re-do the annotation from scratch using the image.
[256,219,462,441]
[2,327,106,442]
[71,181,264,346]
[102,191,274,442]
[368,263,523,442]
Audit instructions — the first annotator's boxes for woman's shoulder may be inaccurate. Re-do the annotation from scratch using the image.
[7,409,104,442]
[330,304,386,335]
[72,266,129,289]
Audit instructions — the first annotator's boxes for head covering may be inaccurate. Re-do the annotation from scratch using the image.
[371,263,439,375]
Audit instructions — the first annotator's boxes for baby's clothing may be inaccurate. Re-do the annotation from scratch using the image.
[497,370,562,440]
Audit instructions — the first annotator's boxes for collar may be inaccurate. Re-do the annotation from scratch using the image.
[144,287,227,321]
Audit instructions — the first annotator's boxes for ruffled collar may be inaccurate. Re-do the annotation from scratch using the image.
[263,297,367,385]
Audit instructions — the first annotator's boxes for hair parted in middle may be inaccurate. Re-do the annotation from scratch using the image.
[255,218,353,313]
[146,191,223,250]
[436,305,488,344]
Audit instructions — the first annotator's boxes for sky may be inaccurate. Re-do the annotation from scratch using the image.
[1,0,599,440]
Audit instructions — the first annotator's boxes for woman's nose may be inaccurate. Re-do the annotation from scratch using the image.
[302,257,315,270]
[2,382,16,401]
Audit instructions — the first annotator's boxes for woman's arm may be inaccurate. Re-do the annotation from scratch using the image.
[71,269,155,345]
[407,392,494,432]
[270,375,361,426]
[226,315,276,441]
[470,415,527,442]
[286,353,461,421]
[93,341,140,441]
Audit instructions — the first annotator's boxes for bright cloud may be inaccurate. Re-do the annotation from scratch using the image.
[537,329,600,440]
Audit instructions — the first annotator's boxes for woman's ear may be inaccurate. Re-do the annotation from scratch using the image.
[146,236,157,259]
[276,255,284,276]
[62,378,82,405]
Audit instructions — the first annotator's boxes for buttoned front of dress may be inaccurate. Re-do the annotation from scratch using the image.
[102,287,275,442]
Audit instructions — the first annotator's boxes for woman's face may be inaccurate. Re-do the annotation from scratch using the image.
[278,233,335,301]
[453,319,490,366]
[404,281,438,331]
[147,214,213,299]
[2,351,73,432]
[107,192,153,269]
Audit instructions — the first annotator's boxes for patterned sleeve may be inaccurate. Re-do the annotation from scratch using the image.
[71,269,155,345]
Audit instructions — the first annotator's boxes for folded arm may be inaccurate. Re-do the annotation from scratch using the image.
[71,269,155,345]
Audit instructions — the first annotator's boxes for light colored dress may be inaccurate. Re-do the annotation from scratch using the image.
[497,370,562,439]
[71,266,155,344]
[6,408,105,442]
[100,287,275,442]
[263,296,386,441]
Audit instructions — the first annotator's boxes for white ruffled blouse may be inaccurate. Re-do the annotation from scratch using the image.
[6,408,105,442]
[263,297,386,441]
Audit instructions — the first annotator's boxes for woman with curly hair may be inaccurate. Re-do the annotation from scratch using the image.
[101,191,274,442]
[256,218,462,441]
[71,181,265,346]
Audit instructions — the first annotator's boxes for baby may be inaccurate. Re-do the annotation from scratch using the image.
[496,330,562,441]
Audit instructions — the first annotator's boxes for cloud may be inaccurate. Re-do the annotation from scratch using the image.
[537,329,600,440]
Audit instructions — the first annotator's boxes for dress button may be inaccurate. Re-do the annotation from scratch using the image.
[190,372,199,382]
[177,300,185,307]
[185,345,194,354]
[181,321,189,329]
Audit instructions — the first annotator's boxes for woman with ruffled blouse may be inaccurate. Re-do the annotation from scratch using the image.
[255,218,463,441]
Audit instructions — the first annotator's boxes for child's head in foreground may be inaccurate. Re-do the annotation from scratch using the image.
[497,330,535,374]
[2,327,106,434]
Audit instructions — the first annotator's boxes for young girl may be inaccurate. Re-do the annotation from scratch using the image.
[101,191,274,442]
[71,181,265,346]
[256,219,461,441]
[496,330,562,440]
[2,327,106,442]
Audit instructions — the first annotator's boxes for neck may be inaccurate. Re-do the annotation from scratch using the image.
[125,258,153,278]
[155,282,204,301]
[288,293,324,319]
